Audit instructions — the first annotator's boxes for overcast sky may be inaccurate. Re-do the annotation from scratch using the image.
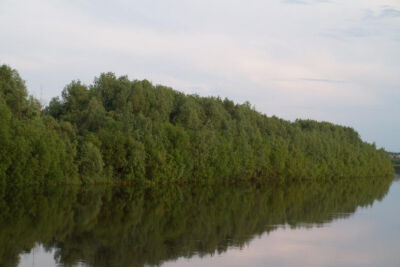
[1,0,399,151]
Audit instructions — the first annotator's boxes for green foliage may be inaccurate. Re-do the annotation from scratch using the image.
[79,142,104,182]
[0,64,394,184]
[0,65,77,185]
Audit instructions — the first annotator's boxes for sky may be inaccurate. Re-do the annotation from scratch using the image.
[0,0,399,151]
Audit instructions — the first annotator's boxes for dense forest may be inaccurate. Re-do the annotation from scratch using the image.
[0,178,392,267]
[0,64,394,185]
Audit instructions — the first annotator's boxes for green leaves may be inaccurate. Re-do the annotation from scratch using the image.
[0,64,394,185]
[79,142,104,182]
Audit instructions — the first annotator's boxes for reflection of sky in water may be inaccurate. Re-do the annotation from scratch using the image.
[19,247,86,267]
[162,181,400,267]
[18,181,400,267]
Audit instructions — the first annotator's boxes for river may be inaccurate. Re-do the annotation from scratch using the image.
[1,175,397,267]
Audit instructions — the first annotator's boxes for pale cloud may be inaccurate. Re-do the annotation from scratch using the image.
[0,0,399,150]
[364,6,400,20]
[282,0,332,4]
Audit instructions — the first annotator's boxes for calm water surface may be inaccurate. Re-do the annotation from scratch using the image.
[163,179,400,267]
[1,176,398,267]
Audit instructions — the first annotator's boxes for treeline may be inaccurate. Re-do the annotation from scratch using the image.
[0,64,394,184]
[0,178,392,267]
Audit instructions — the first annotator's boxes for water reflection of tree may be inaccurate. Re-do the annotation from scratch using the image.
[0,177,393,267]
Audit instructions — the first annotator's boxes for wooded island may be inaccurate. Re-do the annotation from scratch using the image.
[0,65,394,185]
